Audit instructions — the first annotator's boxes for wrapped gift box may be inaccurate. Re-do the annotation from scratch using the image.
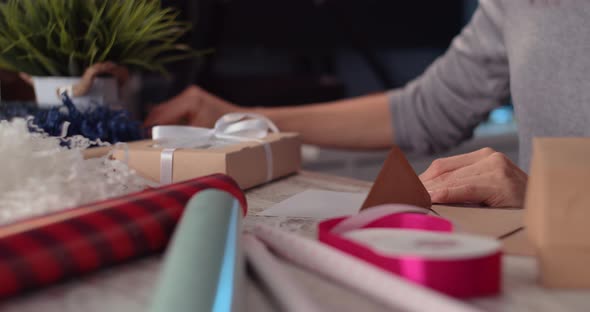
[525,138,590,288]
[106,132,301,189]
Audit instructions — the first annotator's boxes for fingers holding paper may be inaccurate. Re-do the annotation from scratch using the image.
[420,148,528,208]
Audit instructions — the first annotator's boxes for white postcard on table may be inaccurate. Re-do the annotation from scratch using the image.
[259,190,368,219]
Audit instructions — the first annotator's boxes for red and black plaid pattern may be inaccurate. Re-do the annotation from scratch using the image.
[0,174,246,299]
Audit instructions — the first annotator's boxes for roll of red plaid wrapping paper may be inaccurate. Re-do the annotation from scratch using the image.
[0,173,247,299]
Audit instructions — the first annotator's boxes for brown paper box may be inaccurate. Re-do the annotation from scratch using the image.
[525,138,590,288]
[108,133,301,189]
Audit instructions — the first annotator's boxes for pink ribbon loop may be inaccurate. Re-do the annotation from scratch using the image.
[318,204,501,298]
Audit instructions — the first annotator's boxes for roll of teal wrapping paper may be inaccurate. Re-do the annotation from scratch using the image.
[150,189,244,312]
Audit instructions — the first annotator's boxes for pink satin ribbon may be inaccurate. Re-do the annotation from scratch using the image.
[318,205,501,298]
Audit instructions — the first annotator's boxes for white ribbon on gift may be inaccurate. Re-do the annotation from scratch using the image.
[152,113,280,185]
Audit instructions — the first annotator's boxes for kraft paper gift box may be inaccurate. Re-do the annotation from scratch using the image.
[111,133,301,189]
[525,138,590,288]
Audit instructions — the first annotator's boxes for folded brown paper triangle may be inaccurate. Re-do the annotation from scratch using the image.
[361,146,431,210]
[360,147,533,256]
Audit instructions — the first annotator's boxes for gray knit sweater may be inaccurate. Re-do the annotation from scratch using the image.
[390,0,590,170]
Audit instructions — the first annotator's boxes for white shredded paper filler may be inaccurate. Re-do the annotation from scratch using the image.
[0,118,152,225]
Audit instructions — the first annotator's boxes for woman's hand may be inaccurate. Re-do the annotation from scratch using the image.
[420,148,528,208]
[144,85,241,128]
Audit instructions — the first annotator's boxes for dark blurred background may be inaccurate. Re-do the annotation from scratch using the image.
[146,0,479,112]
[1,0,480,113]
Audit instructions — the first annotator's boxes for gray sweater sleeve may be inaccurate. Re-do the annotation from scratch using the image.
[390,0,510,154]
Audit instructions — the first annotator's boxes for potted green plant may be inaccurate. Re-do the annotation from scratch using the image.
[0,0,193,110]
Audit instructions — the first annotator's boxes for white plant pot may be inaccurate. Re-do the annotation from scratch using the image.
[32,76,119,111]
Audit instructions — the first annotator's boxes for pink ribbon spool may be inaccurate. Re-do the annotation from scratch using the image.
[318,205,501,298]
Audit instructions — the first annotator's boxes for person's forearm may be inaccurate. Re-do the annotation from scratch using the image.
[256,93,394,149]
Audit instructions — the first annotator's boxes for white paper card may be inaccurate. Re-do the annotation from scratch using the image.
[259,190,368,219]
